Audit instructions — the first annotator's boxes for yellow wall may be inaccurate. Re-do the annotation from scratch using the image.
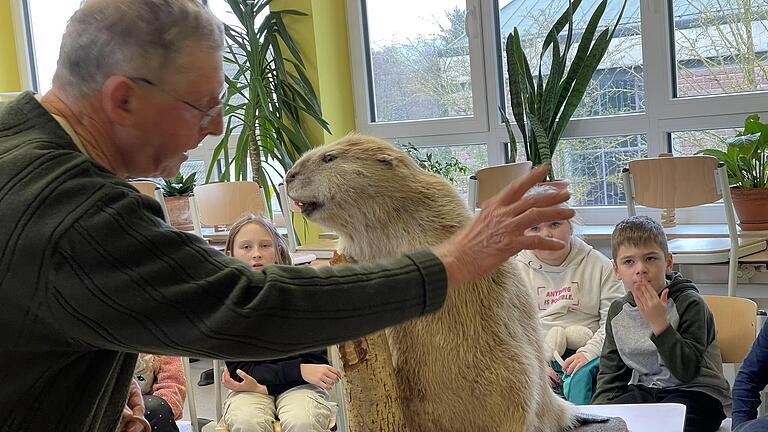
[0,0,21,92]
[273,0,357,245]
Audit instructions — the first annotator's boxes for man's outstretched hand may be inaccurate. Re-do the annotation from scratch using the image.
[433,165,574,288]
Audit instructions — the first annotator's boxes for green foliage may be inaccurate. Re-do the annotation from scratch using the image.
[502,0,627,180]
[402,142,470,185]
[206,0,330,216]
[161,172,197,197]
[697,114,768,189]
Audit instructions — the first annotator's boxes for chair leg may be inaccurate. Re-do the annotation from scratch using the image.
[182,357,200,432]
[213,359,223,423]
[728,255,738,297]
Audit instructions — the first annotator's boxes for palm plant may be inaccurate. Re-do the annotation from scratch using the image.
[502,0,627,180]
[206,0,330,215]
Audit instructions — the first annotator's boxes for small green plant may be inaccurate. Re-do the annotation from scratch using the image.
[161,172,197,197]
[697,114,768,189]
[402,142,470,185]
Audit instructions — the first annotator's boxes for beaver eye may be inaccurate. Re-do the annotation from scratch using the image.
[322,153,337,163]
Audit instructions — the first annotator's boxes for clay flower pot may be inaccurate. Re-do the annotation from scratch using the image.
[164,195,193,231]
[731,187,768,231]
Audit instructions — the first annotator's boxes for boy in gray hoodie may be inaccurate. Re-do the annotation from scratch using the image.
[592,216,730,432]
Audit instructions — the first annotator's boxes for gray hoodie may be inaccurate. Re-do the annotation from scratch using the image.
[592,273,731,406]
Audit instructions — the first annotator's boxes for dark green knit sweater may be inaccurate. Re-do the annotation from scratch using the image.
[0,92,447,431]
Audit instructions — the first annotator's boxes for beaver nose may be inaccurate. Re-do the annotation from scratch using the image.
[285,171,297,183]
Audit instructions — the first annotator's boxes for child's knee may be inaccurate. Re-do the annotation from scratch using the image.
[278,395,335,432]
[279,412,331,432]
[225,412,275,432]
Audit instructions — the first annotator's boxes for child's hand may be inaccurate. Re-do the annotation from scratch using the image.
[633,278,670,335]
[222,368,268,395]
[119,379,146,432]
[563,353,589,375]
[300,364,341,390]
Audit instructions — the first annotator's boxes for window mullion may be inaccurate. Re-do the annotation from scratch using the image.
[639,0,674,157]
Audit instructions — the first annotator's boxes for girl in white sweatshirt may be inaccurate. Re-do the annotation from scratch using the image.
[513,189,624,394]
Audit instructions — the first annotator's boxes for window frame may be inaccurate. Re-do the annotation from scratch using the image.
[345,0,768,224]
[346,0,491,138]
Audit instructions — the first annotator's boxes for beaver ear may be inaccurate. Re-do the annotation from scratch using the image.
[376,154,398,167]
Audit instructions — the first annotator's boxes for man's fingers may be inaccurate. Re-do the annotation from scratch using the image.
[512,189,572,217]
[487,164,550,208]
[504,206,575,238]
[510,236,567,252]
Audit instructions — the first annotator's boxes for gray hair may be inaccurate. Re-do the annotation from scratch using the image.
[53,0,224,99]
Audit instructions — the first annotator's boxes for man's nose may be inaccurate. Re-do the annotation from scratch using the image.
[200,107,224,138]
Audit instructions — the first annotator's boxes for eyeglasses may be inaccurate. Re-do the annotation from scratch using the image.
[128,77,224,128]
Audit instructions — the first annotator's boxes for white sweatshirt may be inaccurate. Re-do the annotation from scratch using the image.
[513,237,625,361]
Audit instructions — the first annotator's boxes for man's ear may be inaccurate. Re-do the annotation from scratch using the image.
[612,259,620,280]
[101,76,140,127]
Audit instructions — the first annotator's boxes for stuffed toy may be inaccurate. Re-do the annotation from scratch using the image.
[544,325,594,367]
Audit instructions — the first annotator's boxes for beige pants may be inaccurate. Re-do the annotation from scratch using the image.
[223,384,337,432]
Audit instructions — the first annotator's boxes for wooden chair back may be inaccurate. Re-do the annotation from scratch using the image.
[627,156,721,209]
[703,295,757,363]
[193,181,267,226]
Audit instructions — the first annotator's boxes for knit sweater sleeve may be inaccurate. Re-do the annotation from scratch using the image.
[151,356,186,420]
[47,188,447,359]
[650,292,713,383]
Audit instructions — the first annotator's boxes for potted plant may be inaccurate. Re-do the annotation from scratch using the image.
[697,114,768,230]
[206,0,329,217]
[501,0,627,181]
[161,172,196,231]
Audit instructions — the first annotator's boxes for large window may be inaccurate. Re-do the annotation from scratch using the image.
[365,0,472,122]
[347,0,768,220]
[22,0,82,93]
[499,0,644,119]
[672,0,768,97]
[404,142,488,199]
[555,134,647,207]
[670,127,739,155]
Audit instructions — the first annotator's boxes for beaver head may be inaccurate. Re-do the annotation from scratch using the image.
[285,134,467,259]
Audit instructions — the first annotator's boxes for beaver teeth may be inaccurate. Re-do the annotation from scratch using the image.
[289,199,305,213]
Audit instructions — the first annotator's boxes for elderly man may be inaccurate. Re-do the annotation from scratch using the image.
[0,0,573,430]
